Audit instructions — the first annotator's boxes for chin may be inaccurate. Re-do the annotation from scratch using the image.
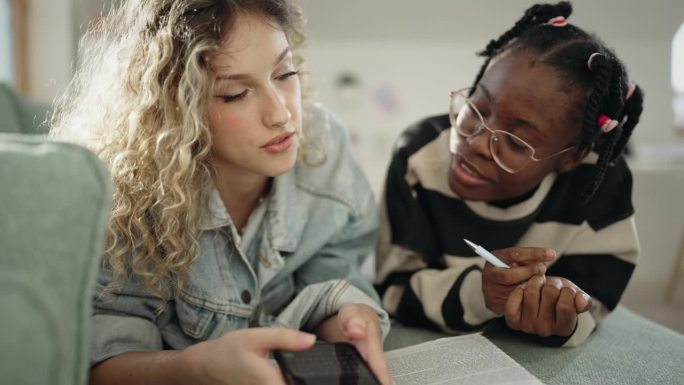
[448,171,475,201]
[266,155,298,177]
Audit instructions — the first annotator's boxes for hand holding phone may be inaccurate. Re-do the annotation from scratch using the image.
[274,341,381,385]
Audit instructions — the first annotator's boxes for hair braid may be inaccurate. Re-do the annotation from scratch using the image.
[579,56,628,204]
[578,53,612,151]
[606,60,626,121]
[613,86,643,161]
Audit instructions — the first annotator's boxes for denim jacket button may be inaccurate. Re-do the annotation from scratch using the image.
[241,290,252,304]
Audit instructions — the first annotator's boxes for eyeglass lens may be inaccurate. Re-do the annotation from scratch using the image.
[449,91,534,173]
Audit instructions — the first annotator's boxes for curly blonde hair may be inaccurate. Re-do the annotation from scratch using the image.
[50,0,310,301]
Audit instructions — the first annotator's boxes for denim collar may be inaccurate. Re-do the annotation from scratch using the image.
[199,170,305,253]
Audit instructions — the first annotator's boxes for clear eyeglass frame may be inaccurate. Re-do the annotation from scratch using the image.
[449,87,576,174]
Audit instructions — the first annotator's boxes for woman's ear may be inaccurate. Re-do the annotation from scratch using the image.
[556,147,591,173]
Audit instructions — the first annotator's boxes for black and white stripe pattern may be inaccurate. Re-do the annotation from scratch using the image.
[375,114,638,347]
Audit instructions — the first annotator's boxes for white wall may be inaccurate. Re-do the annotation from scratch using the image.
[26,0,684,150]
[26,0,74,102]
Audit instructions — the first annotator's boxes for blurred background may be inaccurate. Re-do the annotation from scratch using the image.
[2,0,683,332]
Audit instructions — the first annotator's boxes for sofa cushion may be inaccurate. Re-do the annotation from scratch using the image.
[0,83,50,135]
[0,134,111,385]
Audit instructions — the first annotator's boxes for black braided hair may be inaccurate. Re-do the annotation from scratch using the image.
[470,1,644,205]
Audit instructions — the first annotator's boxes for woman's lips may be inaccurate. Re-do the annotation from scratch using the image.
[262,132,295,153]
[452,155,493,187]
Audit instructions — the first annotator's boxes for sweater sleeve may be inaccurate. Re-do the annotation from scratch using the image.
[518,157,639,347]
[550,214,639,347]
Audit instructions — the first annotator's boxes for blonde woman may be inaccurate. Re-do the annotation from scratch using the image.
[50,1,390,384]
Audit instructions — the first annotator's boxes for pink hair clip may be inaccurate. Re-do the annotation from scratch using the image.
[547,16,568,27]
[598,115,619,133]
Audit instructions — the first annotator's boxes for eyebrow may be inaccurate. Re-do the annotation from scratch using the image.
[479,84,495,107]
[215,47,292,82]
[479,84,546,140]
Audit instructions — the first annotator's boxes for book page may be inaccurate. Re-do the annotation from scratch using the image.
[386,333,543,385]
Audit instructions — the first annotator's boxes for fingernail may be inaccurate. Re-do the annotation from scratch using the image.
[536,263,547,275]
[299,332,316,345]
[582,293,591,304]
[545,249,557,260]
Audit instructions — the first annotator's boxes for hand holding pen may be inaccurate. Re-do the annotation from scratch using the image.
[468,239,593,338]
[468,239,555,316]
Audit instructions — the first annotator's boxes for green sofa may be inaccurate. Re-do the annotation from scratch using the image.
[0,83,50,135]
[0,85,111,385]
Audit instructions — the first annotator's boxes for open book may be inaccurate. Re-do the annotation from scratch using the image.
[386,333,543,385]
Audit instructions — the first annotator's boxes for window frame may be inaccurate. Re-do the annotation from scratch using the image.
[674,22,684,134]
[9,0,28,92]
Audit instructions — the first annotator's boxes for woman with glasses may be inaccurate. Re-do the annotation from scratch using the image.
[376,1,643,347]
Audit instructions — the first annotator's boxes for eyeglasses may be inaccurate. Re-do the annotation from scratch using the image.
[449,88,576,174]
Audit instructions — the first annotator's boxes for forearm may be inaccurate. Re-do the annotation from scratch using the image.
[89,350,195,385]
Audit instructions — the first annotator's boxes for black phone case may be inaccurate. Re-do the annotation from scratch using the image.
[274,341,381,385]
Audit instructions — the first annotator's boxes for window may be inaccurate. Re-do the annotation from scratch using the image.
[1,0,27,91]
[674,22,684,133]
[0,0,12,84]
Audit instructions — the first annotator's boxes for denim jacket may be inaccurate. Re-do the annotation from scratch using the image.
[90,103,388,366]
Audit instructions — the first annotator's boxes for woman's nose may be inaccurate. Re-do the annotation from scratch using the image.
[263,88,291,128]
[466,124,494,159]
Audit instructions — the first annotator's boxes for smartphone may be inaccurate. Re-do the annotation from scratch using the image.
[274,341,381,385]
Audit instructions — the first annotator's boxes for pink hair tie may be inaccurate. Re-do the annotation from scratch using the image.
[598,114,619,133]
[625,82,636,100]
[547,16,568,27]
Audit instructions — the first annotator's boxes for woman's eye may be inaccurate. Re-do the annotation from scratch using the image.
[505,134,530,152]
[276,70,299,81]
[220,90,248,103]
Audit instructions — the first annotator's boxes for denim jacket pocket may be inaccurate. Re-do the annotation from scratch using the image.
[176,291,217,340]
[177,289,254,340]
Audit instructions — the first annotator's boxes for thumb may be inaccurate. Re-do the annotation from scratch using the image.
[244,327,316,352]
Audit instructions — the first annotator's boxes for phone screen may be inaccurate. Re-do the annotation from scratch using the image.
[274,341,381,385]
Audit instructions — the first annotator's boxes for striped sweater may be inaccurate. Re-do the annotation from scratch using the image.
[375,114,639,347]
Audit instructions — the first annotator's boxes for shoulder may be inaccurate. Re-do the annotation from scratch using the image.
[385,114,451,191]
[292,103,374,216]
[542,154,634,230]
[392,114,450,161]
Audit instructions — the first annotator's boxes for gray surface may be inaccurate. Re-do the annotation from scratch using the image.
[385,306,684,385]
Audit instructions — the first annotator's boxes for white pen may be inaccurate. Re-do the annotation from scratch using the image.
[463,238,510,268]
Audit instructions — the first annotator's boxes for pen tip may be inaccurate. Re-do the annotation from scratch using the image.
[463,238,477,249]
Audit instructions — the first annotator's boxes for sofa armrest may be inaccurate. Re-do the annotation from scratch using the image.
[0,134,111,385]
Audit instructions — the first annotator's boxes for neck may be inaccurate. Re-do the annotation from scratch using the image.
[487,184,540,209]
[212,165,271,232]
